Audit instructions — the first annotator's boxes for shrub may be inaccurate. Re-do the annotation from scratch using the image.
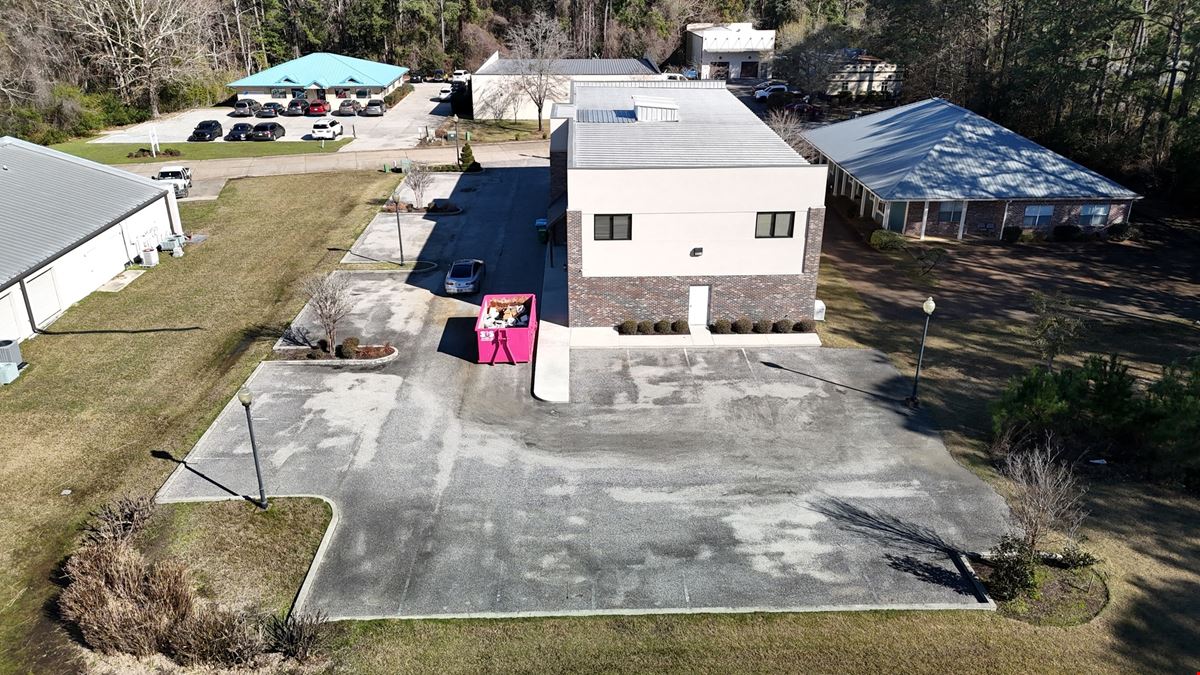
[773,319,793,334]
[732,318,752,334]
[671,319,689,334]
[58,542,195,656]
[1019,230,1045,243]
[1052,224,1083,241]
[459,141,476,170]
[616,320,637,335]
[986,535,1038,601]
[81,495,154,547]
[869,229,906,251]
[653,319,671,334]
[264,612,329,663]
[384,83,415,107]
[753,319,773,334]
[1144,355,1200,469]
[711,319,732,334]
[793,319,817,333]
[636,320,654,335]
[1001,226,1022,243]
[1059,541,1100,569]
[336,336,360,359]
[168,607,264,668]
[1104,222,1137,241]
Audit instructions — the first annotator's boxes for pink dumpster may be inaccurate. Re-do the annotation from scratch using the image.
[476,294,538,365]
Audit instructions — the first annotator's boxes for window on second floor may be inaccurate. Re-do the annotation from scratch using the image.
[1079,203,1109,227]
[755,212,794,238]
[594,214,632,240]
[937,200,964,223]
[1023,204,1054,227]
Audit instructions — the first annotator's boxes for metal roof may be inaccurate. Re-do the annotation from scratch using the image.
[566,81,808,169]
[229,52,408,89]
[801,98,1139,201]
[576,109,636,123]
[475,57,659,76]
[0,137,168,290]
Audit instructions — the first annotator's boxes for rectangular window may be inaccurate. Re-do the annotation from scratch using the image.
[594,214,632,240]
[755,212,794,238]
[1023,204,1054,227]
[334,88,349,98]
[290,88,305,99]
[937,200,964,223]
[1079,203,1109,227]
[270,88,287,99]
[356,89,369,98]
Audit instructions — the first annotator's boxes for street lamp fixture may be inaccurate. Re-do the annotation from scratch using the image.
[452,114,461,169]
[237,387,269,510]
[905,297,936,409]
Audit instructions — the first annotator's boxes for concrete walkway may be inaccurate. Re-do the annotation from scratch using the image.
[571,326,822,348]
[532,243,569,402]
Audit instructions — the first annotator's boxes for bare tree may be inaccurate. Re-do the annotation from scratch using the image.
[301,274,353,350]
[1004,441,1088,554]
[405,162,435,210]
[765,109,804,148]
[506,12,574,130]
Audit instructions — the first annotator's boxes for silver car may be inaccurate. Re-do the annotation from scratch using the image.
[360,99,386,116]
[444,259,484,294]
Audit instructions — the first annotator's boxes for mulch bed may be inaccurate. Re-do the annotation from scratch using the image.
[976,562,1109,626]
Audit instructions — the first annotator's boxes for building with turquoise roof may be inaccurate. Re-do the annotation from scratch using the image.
[228,52,409,104]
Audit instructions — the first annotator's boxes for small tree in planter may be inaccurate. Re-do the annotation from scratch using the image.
[302,274,353,351]
[459,141,478,171]
[406,162,434,210]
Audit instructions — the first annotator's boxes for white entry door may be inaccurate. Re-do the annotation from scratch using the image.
[688,285,710,326]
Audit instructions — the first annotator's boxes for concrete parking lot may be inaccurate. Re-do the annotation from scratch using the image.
[92,83,450,149]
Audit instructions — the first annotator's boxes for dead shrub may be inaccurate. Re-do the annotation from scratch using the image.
[264,612,330,663]
[168,606,265,668]
[81,494,154,546]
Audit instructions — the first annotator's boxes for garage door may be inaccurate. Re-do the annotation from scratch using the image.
[25,269,61,326]
[0,291,22,340]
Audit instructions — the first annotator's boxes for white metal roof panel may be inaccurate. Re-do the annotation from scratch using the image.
[476,58,659,76]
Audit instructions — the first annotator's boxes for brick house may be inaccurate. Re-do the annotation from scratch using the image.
[549,80,828,328]
[800,98,1139,239]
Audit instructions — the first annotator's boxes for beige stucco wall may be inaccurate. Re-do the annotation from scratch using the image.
[567,165,827,277]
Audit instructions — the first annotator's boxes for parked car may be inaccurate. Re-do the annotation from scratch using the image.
[225,122,255,141]
[188,120,223,142]
[664,73,686,81]
[231,99,261,117]
[284,99,310,116]
[431,69,446,82]
[306,99,331,115]
[764,90,795,108]
[451,69,470,83]
[408,71,424,83]
[335,99,361,115]
[436,86,453,102]
[311,119,342,140]
[257,102,284,117]
[784,101,825,121]
[754,83,790,100]
[152,165,192,197]
[359,99,386,116]
[250,122,285,141]
[444,259,485,294]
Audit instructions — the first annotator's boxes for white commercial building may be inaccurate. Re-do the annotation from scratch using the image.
[827,53,902,96]
[685,23,775,80]
[471,51,663,121]
[549,81,827,327]
[0,137,181,343]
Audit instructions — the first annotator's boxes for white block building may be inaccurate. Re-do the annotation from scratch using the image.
[0,137,181,343]
[685,23,775,80]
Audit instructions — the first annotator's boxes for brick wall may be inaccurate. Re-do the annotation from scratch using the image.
[565,209,825,327]
[900,199,1133,239]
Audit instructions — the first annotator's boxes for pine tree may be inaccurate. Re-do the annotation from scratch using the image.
[459,141,476,171]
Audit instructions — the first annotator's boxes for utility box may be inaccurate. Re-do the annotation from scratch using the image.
[0,362,19,385]
[476,294,537,365]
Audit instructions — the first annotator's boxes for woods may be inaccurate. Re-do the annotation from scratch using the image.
[0,0,1196,198]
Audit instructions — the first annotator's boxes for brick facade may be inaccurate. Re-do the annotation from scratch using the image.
[899,199,1132,239]
[565,209,826,327]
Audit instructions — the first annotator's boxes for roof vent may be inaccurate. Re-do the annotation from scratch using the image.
[632,95,679,122]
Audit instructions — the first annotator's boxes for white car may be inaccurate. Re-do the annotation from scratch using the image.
[152,165,192,197]
[437,86,454,101]
[311,119,343,140]
[451,69,470,82]
[754,84,790,100]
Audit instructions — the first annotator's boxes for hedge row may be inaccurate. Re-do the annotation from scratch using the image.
[711,319,816,334]
[616,320,690,335]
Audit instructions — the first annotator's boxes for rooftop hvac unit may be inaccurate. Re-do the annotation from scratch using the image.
[0,339,21,365]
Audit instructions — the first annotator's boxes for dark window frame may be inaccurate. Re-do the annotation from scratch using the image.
[755,211,795,239]
[937,200,964,224]
[594,214,632,241]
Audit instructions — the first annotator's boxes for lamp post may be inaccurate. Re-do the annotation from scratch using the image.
[906,297,936,408]
[452,114,460,169]
[237,387,268,510]
[393,200,406,266]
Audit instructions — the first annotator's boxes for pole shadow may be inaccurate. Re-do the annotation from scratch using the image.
[150,449,260,506]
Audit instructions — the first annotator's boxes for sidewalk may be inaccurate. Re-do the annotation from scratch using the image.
[532,243,569,403]
[570,326,822,348]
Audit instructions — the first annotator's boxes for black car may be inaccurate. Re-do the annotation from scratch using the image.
[284,99,310,116]
[251,122,285,141]
[409,71,424,83]
[231,99,261,116]
[431,69,446,82]
[257,102,284,118]
[225,122,255,141]
[188,120,223,142]
[334,99,361,116]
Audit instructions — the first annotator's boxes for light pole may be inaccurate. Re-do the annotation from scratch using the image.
[452,114,460,169]
[906,297,936,408]
[394,200,406,266]
[237,387,268,509]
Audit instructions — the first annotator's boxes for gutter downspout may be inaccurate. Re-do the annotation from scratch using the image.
[999,200,1011,240]
[17,279,39,336]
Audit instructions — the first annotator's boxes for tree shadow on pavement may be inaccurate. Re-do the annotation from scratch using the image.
[810,496,960,554]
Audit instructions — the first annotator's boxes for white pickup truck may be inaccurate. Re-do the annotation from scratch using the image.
[152,166,192,198]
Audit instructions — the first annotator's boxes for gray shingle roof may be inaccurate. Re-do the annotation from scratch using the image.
[476,57,659,76]
[567,81,808,169]
[801,98,1139,201]
[0,136,168,290]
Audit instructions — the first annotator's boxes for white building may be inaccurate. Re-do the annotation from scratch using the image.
[0,137,181,343]
[471,51,663,121]
[549,81,827,327]
[827,53,901,96]
[685,23,775,80]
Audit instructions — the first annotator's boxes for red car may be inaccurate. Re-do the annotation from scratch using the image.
[306,100,331,115]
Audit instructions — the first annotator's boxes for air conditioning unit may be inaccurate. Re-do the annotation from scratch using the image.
[0,339,21,365]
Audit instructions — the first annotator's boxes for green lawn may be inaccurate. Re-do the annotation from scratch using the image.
[50,138,354,164]
[0,171,399,672]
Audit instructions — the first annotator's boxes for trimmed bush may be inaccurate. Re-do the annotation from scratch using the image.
[1105,222,1136,241]
[1052,224,1083,241]
[793,319,817,333]
[459,141,476,171]
[773,319,793,334]
[869,229,906,251]
[264,612,329,663]
[1019,230,1045,243]
[1059,542,1100,569]
[1001,226,1022,243]
[732,318,752,334]
[985,535,1038,601]
[653,319,671,334]
[616,320,637,335]
[711,319,732,334]
[81,495,154,547]
[168,607,265,668]
[671,319,690,334]
[636,320,654,335]
[383,83,415,107]
[753,319,773,334]
[336,337,360,359]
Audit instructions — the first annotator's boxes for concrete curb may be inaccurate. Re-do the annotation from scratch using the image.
[272,346,399,367]
[570,328,823,349]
